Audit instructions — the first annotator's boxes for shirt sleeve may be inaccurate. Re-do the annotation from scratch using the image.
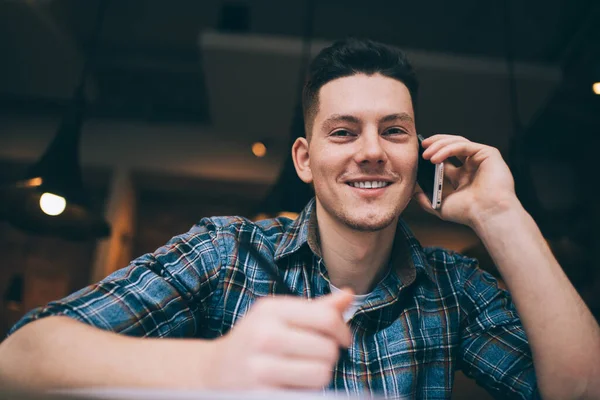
[7,218,224,338]
[456,254,540,400]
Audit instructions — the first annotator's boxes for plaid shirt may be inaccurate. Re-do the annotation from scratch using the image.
[11,198,538,399]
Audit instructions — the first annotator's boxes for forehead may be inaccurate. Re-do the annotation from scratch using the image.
[316,74,414,121]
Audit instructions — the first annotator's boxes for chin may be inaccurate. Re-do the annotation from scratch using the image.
[316,194,405,232]
[340,211,398,232]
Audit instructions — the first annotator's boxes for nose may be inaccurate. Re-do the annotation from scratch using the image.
[354,130,388,166]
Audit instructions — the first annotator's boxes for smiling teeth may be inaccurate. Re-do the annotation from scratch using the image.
[349,181,389,189]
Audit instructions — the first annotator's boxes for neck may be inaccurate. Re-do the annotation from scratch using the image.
[316,201,397,295]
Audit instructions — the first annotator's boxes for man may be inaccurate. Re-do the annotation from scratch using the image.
[0,38,599,399]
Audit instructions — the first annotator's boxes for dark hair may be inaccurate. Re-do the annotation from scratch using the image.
[302,38,418,138]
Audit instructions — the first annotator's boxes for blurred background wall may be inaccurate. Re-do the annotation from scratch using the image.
[1,1,599,398]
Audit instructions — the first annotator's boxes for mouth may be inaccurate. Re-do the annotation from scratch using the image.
[345,181,392,189]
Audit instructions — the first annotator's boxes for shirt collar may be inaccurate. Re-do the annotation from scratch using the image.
[273,197,317,261]
[273,197,435,284]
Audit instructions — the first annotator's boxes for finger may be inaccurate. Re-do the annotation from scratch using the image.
[311,292,353,347]
[442,164,461,189]
[272,328,341,363]
[261,297,351,347]
[413,182,424,196]
[428,141,483,164]
[422,136,469,162]
[252,356,333,389]
[320,288,354,314]
[420,134,468,148]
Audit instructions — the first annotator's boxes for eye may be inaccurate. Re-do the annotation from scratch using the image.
[383,127,407,136]
[330,129,355,137]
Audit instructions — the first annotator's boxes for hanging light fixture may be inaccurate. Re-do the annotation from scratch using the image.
[0,0,111,240]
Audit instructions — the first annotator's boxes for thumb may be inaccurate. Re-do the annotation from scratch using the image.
[321,288,354,314]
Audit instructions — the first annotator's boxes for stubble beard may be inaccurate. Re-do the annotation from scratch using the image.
[320,197,403,232]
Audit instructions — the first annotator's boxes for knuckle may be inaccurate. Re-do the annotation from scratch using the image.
[250,298,268,314]
[314,363,334,386]
[322,310,341,331]
[254,296,273,310]
[320,319,337,336]
[323,340,339,362]
[485,146,501,157]
[254,326,279,352]
[249,357,272,384]
[253,331,270,351]
[340,326,352,344]
[252,297,283,319]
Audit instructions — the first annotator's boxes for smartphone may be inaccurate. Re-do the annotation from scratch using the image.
[417,134,444,210]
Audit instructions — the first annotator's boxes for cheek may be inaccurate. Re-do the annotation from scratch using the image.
[309,155,348,196]
[393,155,419,177]
[408,157,419,175]
[310,151,340,179]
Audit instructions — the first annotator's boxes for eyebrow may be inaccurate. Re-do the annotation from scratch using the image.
[380,113,414,124]
[321,113,414,130]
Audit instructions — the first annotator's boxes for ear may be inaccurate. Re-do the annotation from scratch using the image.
[292,137,313,184]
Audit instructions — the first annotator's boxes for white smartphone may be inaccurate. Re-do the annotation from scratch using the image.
[417,134,444,210]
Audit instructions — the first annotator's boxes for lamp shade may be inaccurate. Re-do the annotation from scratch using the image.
[0,91,110,240]
[0,0,112,240]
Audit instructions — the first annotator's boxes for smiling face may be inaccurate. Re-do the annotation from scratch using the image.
[293,73,419,232]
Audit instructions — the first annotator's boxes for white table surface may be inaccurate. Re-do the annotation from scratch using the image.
[0,388,391,400]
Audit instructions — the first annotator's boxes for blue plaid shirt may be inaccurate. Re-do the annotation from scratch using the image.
[11,198,538,399]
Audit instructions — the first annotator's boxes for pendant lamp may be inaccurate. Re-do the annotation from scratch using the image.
[0,0,111,240]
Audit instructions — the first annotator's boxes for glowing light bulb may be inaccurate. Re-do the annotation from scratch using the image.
[252,142,267,157]
[593,82,600,95]
[39,192,66,216]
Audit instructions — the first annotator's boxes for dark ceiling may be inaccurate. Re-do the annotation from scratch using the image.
[0,0,598,125]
